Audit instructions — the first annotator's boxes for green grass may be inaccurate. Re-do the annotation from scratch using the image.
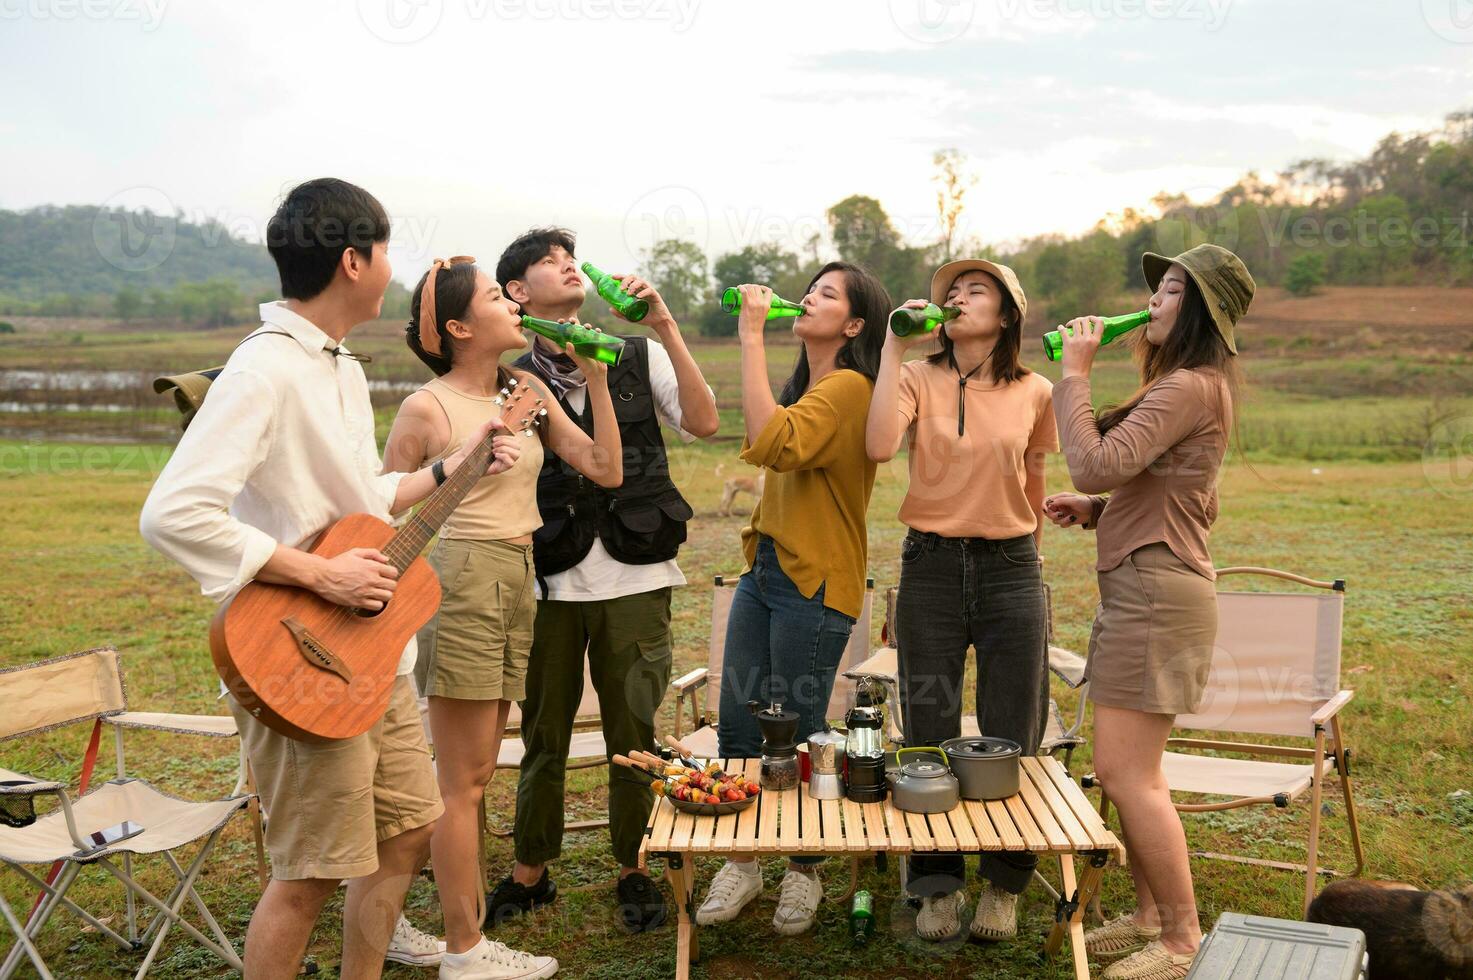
[2,431,1471,978]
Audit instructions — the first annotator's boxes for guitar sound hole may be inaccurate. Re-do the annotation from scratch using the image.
[352,600,388,620]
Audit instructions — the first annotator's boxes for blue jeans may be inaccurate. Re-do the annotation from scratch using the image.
[717,538,856,866]
[717,537,857,756]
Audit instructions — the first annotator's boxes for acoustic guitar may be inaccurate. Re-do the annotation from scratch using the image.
[210,380,545,741]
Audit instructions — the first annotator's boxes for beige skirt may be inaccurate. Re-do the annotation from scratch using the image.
[1085,542,1218,715]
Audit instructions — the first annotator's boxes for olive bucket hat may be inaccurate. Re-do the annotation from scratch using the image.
[1141,243,1254,354]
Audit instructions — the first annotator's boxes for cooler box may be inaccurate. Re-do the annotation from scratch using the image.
[1186,913,1368,980]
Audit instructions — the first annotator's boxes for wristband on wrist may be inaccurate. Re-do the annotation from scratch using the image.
[432,459,447,486]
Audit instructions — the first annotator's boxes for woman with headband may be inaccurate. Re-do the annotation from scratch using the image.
[382,255,622,978]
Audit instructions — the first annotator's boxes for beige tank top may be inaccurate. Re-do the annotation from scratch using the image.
[421,376,543,541]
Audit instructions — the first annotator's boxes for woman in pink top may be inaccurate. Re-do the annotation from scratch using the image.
[1044,243,1253,980]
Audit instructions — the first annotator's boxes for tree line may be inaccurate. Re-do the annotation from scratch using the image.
[4,108,1469,329]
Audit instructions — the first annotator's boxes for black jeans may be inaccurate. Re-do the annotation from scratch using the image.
[895,529,1048,897]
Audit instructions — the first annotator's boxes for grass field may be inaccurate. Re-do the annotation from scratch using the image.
[1,287,1472,978]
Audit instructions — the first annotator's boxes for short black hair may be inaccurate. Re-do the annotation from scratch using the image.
[495,227,577,292]
[266,178,390,301]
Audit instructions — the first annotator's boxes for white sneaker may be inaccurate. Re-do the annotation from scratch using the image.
[387,915,445,967]
[695,860,763,925]
[916,889,967,941]
[771,868,822,936]
[970,884,1019,941]
[438,936,557,979]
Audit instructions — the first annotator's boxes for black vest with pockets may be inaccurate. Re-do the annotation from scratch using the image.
[513,336,693,578]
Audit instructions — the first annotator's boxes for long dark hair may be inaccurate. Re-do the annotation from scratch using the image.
[925,270,1028,384]
[778,261,892,406]
[1098,274,1240,434]
[405,261,510,387]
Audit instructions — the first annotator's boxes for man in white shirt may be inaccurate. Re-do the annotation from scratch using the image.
[139,179,552,980]
[490,229,718,934]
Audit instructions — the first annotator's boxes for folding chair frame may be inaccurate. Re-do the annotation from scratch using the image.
[0,649,251,978]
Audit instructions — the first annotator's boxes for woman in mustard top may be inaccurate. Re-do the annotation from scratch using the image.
[695,262,892,937]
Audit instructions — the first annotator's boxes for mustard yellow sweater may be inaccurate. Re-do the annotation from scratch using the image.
[739,369,876,619]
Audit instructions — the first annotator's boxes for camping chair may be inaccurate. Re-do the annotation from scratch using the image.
[0,647,252,979]
[843,583,1089,769]
[1083,567,1365,916]
[669,576,876,758]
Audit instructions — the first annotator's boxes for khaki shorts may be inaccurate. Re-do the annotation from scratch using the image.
[228,675,442,881]
[1086,542,1218,716]
[414,537,535,702]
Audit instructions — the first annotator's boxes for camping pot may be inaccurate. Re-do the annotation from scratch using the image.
[886,748,959,814]
[940,736,1021,801]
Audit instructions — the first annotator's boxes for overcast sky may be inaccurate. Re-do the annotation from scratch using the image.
[2,0,1470,284]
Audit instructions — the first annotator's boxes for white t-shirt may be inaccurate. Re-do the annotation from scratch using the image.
[537,339,706,602]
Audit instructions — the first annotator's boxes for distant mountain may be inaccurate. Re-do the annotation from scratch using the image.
[0,204,278,307]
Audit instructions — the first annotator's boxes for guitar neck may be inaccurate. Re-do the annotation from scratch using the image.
[381,384,541,573]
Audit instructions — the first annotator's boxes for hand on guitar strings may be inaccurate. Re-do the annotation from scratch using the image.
[447,417,523,479]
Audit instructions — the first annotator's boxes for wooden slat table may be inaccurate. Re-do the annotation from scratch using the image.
[641,756,1121,979]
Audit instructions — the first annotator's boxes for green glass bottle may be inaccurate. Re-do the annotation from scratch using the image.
[889,303,960,337]
[720,286,805,319]
[521,315,625,366]
[582,261,648,322]
[849,890,874,944]
[1042,310,1151,362]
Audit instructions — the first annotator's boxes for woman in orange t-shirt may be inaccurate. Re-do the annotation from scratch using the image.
[866,259,1057,945]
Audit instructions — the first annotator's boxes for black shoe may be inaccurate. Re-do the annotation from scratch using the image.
[484,869,557,928]
[615,871,668,934]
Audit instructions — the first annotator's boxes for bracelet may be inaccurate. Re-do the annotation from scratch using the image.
[432,459,447,486]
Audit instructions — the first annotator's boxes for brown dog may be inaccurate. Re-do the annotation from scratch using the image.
[715,464,765,517]
[1307,879,1473,979]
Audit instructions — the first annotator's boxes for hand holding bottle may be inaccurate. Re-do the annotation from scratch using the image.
[885,300,939,350]
[735,284,772,342]
[609,273,674,331]
[558,318,611,384]
[1058,315,1104,379]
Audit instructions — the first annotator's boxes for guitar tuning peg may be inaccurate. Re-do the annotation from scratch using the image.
[506,377,519,387]
[499,387,511,398]
[493,396,504,406]
[538,408,549,416]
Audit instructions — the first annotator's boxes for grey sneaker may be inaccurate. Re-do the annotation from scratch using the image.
[970,884,1019,941]
[916,889,967,941]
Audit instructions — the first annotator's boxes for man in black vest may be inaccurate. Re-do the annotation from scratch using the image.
[489,228,719,933]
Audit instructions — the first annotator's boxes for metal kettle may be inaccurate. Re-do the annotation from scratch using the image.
[887,748,960,814]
